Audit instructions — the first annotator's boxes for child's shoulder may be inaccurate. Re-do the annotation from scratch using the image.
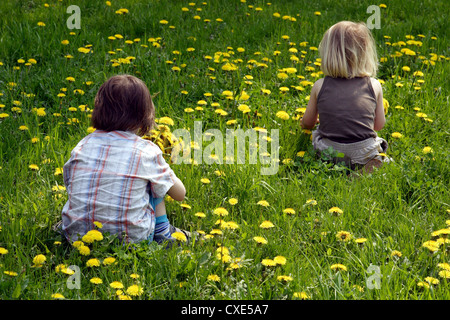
[369,77,383,96]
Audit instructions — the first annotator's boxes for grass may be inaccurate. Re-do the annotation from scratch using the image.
[0,0,449,301]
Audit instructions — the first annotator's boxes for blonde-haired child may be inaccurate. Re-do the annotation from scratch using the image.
[301,21,389,172]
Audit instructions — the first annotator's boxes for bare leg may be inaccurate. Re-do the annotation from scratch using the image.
[155,199,166,217]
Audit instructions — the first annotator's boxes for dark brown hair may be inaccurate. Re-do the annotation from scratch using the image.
[91,74,155,136]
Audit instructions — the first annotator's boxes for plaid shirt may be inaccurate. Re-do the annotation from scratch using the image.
[61,130,176,243]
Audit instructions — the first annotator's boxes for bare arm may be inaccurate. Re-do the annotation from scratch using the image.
[167,176,186,201]
[301,79,322,129]
[372,78,386,131]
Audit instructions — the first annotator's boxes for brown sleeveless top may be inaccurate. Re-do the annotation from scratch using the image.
[317,76,377,143]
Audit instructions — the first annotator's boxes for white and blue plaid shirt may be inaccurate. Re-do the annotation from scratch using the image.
[61,130,176,243]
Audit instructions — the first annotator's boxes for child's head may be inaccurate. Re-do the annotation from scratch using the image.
[92,74,155,136]
[319,21,378,79]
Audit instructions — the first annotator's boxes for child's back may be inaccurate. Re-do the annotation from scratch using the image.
[62,129,174,243]
[317,76,377,143]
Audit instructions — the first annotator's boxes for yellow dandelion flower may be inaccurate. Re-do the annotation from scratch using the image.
[261,259,276,267]
[172,231,187,242]
[32,254,46,266]
[391,132,403,139]
[277,275,293,282]
[126,285,144,296]
[257,200,270,207]
[51,293,65,299]
[90,277,103,284]
[438,270,450,279]
[103,257,116,265]
[86,258,100,267]
[207,274,221,282]
[329,207,343,215]
[213,207,229,216]
[336,231,352,242]
[330,264,347,271]
[424,277,439,285]
[93,221,103,229]
[78,245,90,256]
[110,281,124,289]
[391,250,403,257]
[29,164,39,171]
[4,271,18,277]
[200,178,211,184]
[293,292,310,299]
[259,220,275,229]
[274,256,287,265]
[253,236,268,244]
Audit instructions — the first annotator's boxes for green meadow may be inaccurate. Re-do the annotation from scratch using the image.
[0,0,449,300]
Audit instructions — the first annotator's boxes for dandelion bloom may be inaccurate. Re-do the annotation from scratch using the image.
[391,250,403,258]
[277,275,293,282]
[306,199,317,206]
[172,231,187,242]
[330,264,347,271]
[86,258,101,267]
[82,234,95,244]
[253,236,268,244]
[424,277,439,285]
[417,281,430,289]
[207,274,221,282]
[391,132,403,139]
[437,263,450,271]
[336,231,352,242]
[438,270,450,279]
[51,293,65,299]
[283,208,295,215]
[257,200,270,207]
[355,238,367,244]
[78,245,91,256]
[422,241,439,252]
[293,292,310,299]
[4,271,18,277]
[228,198,238,205]
[126,285,144,296]
[422,147,433,154]
[329,207,343,215]
[274,256,287,265]
[200,178,211,184]
[261,259,276,267]
[213,207,229,216]
[32,254,46,266]
[103,257,116,265]
[110,281,124,289]
[29,164,39,171]
[0,247,8,255]
[180,203,192,209]
[90,277,103,284]
[276,111,290,120]
[93,221,103,229]
[259,220,275,229]
[195,212,206,218]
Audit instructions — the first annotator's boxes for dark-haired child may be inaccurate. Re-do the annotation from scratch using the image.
[61,74,190,245]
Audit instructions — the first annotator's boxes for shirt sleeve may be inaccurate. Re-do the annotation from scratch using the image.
[139,141,176,199]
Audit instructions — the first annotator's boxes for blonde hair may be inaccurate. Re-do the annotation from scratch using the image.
[319,21,378,79]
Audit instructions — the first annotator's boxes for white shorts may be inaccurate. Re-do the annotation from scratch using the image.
[312,129,391,166]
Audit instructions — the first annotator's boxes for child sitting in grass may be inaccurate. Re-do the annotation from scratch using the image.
[301,21,390,173]
[61,74,191,245]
